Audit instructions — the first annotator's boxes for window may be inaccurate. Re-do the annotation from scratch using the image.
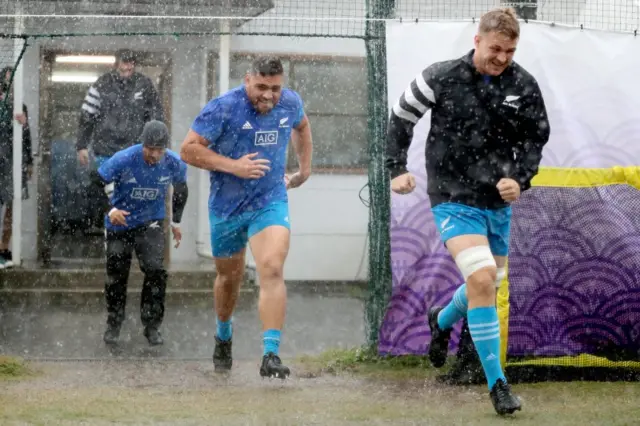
[289,57,368,171]
[227,53,369,172]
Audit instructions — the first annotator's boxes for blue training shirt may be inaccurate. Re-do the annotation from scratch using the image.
[190,85,305,218]
[98,144,188,231]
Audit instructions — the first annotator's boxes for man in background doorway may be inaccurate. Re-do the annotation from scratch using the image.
[0,66,33,268]
[76,49,165,234]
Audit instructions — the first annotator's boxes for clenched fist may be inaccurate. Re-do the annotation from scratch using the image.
[496,178,521,202]
[391,173,416,195]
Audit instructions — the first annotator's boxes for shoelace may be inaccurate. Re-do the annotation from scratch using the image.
[270,355,281,365]
[220,343,231,357]
[495,382,511,399]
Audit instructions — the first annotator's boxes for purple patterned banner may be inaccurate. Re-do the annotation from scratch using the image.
[378,173,464,356]
[507,185,640,360]
[379,182,640,363]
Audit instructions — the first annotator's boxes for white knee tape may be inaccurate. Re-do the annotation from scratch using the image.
[454,246,496,281]
[495,267,506,288]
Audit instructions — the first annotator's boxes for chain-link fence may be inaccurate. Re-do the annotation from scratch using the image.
[395,1,638,33]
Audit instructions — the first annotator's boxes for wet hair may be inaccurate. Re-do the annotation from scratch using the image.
[115,49,137,64]
[479,7,520,40]
[249,56,284,77]
[140,120,170,149]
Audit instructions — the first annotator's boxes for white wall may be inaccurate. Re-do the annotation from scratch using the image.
[246,174,370,281]
[18,44,40,261]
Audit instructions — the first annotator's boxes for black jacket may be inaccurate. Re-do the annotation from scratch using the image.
[77,70,164,157]
[386,50,550,209]
[0,101,33,171]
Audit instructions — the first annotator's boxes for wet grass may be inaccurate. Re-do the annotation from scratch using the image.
[0,352,639,425]
[295,345,441,380]
[0,356,36,381]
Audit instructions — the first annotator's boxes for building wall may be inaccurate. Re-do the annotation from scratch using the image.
[14,27,369,281]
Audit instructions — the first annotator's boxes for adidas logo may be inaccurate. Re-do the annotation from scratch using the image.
[126,177,137,184]
[242,121,253,130]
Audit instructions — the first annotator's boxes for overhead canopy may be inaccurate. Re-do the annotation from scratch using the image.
[11,0,275,18]
[3,0,276,35]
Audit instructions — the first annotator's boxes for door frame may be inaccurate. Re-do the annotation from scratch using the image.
[37,47,174,266]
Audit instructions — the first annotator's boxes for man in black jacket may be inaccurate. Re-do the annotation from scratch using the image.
[386,7,550,416]
[76,49,165,232]
[0,66,33,269]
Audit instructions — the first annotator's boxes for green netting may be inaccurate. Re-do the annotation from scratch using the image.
[364,0,393,348]
[396,0,639,33]
[0,0,367,39]
[0,0,391,348]
[2,1,636,39]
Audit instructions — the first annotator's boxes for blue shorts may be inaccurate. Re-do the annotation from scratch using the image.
[431,202,512,256]
[209,201,290,258]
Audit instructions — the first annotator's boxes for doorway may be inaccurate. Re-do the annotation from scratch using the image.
[37,49,173,266]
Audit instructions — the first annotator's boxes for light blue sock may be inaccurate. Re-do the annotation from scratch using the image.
[468,306,506,390]
[437,283,468,330]
[216,318,232,342]
[263,329,281,356]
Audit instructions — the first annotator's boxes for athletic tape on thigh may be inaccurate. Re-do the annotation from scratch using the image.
[495,267,506,288]
[454,246,496,281]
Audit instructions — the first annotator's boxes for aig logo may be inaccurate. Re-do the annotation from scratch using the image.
[131,187,159,200]
[255,130,278,146]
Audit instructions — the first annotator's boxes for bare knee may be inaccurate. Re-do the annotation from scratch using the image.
[466,269,497,301]
[257,256,284,285]
[216,269,243,289]
[214,254,245,289]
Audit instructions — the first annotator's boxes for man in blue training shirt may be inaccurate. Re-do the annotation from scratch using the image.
[180,56,313,379]
[98,120,189,346]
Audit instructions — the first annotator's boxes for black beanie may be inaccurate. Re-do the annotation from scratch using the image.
[140,120,170,148]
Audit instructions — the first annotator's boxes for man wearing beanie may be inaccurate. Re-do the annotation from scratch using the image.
[96,120,188,346]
